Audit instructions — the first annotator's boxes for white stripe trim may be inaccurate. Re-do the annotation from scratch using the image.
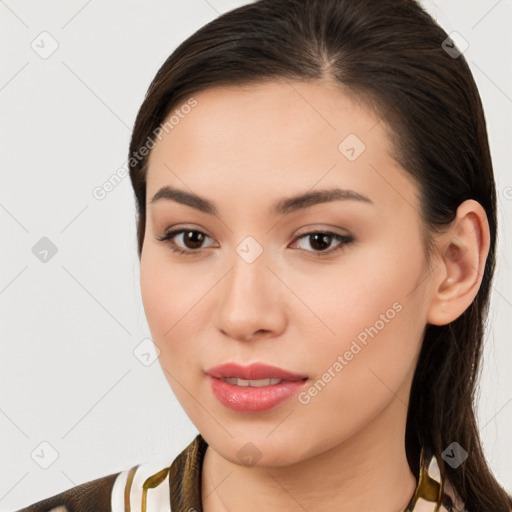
[111,466,130,512]
[111,457,175,512]
[414,497,439,511]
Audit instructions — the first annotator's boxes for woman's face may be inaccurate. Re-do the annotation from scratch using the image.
[140,79,433,466]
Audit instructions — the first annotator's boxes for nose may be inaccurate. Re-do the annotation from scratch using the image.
[214,247,287,343]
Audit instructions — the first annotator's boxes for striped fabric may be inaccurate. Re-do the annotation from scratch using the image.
[13,433,465,512]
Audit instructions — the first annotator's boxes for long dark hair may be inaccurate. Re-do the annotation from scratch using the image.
[128,1,511,510]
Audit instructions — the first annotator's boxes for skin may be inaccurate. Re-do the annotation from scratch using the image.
[140,79,490,512]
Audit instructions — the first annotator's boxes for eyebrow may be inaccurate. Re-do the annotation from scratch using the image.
[149,185,373,216]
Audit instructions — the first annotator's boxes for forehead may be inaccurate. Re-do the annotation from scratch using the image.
[148,79,386,165]
[145,79,415,215]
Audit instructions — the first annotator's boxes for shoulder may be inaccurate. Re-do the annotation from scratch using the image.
[12,471,119,512]
[12,456,175,512]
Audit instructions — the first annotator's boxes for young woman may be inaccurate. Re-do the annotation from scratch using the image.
[14,0,512,511]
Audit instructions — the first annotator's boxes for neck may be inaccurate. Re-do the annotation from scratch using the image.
[201,394,418,512]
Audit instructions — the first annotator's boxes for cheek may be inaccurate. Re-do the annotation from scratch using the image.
[140,248,213,422]
[294,233,427,396]
[140,247,205,367]
[140,248,168,340]
[286,275,424,451]
[298,241,423,335]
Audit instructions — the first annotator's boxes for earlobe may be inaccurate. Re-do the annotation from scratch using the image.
[426,200,490,326]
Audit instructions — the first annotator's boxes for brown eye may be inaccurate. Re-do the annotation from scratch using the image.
[155,229,215,256]
[309,233,333,251]
[180,230,206,249]
[293,231,354,255]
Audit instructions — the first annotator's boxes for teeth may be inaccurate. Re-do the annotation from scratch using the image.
[222,377,283,387]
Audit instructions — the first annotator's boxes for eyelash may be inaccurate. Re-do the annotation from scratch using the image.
[155,228,354,257]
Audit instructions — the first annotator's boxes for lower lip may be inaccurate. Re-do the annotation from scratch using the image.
[208,375,308,413]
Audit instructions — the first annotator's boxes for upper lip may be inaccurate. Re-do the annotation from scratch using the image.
[206,362,308,381]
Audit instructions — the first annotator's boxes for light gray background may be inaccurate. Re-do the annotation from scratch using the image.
[1,0,511,509]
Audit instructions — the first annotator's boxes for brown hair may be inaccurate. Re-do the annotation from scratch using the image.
[128,1,511,509]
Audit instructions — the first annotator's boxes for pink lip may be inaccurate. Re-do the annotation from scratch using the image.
[206,362,308,381]
[206,362,309,413]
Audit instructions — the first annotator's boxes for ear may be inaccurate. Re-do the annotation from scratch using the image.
[426,199,491,326]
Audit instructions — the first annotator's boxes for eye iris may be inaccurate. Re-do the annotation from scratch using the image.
[184,231,205,249]
[310,233,331,251]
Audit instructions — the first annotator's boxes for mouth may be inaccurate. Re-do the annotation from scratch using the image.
[205,362,309,413]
